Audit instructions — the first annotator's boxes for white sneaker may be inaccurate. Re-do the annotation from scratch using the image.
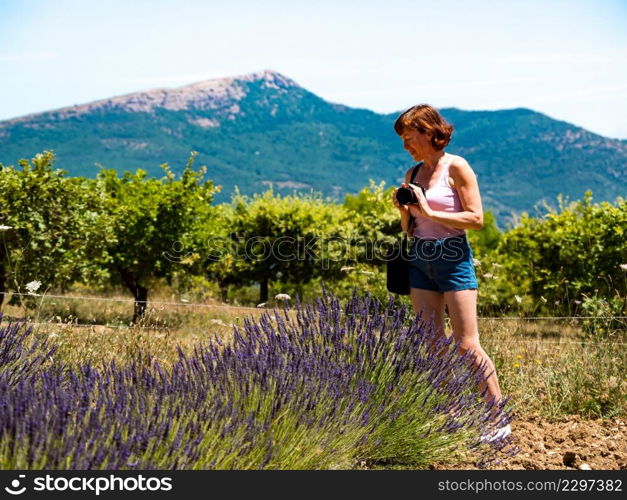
[481,424,512,443]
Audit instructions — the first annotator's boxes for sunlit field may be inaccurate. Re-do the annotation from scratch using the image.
[3,287,625,420]
[1,284,624,470]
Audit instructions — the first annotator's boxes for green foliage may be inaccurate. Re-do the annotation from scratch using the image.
[579,293,626,338]
[497,192,627,315]
[342,180,401,264]
[460,212,506,315]
[96,152,219,318]
[97,154,215,279]
[1,150,625,325]
[209,187,353,302]
[467,211,502,253]
[0,151,112,303]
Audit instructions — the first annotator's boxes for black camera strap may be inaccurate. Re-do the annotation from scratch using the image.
[405,161,423,234]
[409,160,424,184]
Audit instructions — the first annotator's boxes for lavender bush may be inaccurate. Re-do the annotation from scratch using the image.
[0,316,56,385]
[0,289,514,469]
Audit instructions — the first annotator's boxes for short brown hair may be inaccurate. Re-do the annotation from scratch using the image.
[393,104,453,150]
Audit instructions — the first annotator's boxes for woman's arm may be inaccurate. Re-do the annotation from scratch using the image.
[409,157,484,230]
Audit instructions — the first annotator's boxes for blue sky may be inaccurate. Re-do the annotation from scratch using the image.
[1,0,626,138]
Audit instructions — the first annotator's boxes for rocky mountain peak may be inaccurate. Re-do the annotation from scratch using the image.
[3,70,300,123]
[235,69,299,89]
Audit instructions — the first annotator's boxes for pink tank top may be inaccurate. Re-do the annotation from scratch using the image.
[409,155,466,239]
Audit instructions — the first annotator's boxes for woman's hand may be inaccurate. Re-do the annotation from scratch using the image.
[405,183,433,217]
[391,187,407,211]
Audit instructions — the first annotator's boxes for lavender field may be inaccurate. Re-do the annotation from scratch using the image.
[0,288,514,470]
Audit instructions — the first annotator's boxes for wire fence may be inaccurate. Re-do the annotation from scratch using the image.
[2,290,626,321]
[0,291,265,312]
[0,291,625,346]
[0,319,623,346]
[0,320,171,331]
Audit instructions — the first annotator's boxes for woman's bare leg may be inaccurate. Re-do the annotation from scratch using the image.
[444,289,503,405]
[409,287,445,336]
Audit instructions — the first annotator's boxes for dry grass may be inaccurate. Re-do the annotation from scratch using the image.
[479,318,626,419]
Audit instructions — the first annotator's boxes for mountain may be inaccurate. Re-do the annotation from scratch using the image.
[1,69,625,223]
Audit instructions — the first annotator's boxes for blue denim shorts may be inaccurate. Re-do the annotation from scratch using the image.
[408,234,478,292]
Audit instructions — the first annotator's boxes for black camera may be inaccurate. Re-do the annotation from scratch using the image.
[395,182,426,205]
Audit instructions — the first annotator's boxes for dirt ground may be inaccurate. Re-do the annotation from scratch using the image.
[430,415,627,470]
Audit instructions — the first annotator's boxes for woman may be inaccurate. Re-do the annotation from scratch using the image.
[391,104,510,440]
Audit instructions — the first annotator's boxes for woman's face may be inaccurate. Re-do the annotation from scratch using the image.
[400,128,434,161]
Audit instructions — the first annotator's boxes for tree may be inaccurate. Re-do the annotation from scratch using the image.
[208,187,352,303]
[0,151,112,308]
[497,192,626,314]
[98,153,219,322]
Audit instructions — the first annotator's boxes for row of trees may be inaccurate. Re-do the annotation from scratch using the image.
[0,151,625,321]
[0,152,219,321]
